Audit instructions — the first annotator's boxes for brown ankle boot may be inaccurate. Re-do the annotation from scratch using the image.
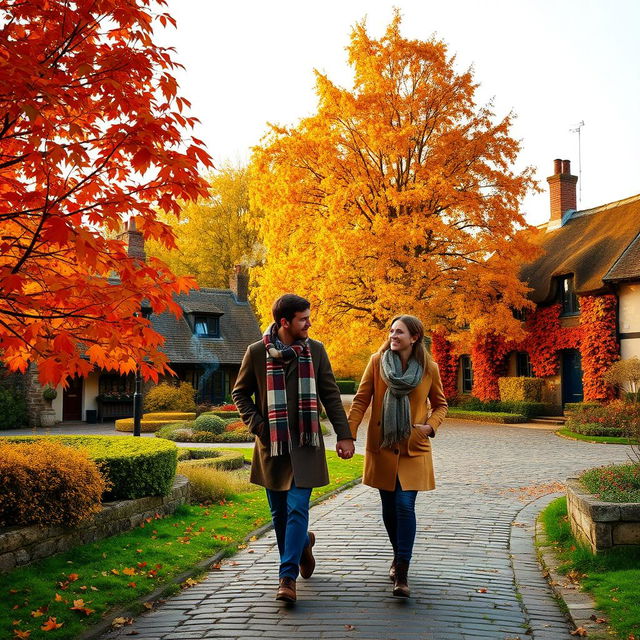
[389,557,397,582]
[276,577,296,602]
[393,560,410,598]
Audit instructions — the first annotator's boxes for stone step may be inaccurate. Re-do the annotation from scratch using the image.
[531,416,567,425]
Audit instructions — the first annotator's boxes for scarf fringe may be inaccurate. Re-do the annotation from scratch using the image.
[299,431,320,448]
[271,440,292,457]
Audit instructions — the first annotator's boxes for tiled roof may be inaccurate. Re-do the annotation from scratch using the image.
[151,289,261,365]
[520,194,640,303]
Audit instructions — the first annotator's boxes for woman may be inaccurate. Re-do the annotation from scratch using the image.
[348,315,447,597]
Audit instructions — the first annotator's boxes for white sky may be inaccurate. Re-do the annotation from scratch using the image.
[161,0,640,225]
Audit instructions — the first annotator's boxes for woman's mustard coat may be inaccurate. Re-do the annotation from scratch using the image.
[348,352,448,491]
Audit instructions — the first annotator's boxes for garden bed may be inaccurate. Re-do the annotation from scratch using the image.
[445,408,526,423]
[566,476,640,553]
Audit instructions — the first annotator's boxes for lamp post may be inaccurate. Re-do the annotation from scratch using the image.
[133,302,152,437]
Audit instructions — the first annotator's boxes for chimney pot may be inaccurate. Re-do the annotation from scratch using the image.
[120,218,146,261]
[553,158,562,175]
[562,159,571,175]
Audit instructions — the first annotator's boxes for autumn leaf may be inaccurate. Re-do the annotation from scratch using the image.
[41,617,64,631]
[476,588,488,593]
[111,617,134,628]
[122,567,136,576]
[128,582,137,589]
[345,624,356,631]
[143,602,154,610]
[111,569,120,575]
[67,574,79,582]
[54,594,65,602]
[570,627,588,637]
[137,562,148,569]
[13,630,31,639]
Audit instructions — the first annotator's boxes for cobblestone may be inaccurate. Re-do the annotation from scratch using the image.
[101,421,632,640]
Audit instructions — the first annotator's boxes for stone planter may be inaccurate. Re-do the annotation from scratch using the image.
[39,408,57,427]
[566,477,640,553]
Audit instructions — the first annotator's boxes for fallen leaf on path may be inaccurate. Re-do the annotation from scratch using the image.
[476,588,488,593]
[111,617,134,628]
[570,627,587,636]
[344,624,355,631]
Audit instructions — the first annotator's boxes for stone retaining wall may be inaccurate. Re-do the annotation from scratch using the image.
[0,475,190,573]
[566,477,640,553]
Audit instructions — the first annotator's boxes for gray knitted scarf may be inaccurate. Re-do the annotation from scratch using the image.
[379,349,423,448]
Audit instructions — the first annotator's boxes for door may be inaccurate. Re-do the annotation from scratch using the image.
[63,376,83,421]
[562,349,584,405]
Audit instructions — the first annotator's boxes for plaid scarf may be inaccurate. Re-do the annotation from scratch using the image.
[263,323,320,456]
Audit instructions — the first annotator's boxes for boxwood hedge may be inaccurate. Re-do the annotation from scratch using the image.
[1,435,178,500]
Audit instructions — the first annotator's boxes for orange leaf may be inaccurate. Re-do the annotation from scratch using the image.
[13,630,31,639]
[41,617,64,631]
[122,567,136,576]
[68,574,79,582]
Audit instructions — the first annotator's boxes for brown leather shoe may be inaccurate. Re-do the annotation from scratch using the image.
[393,560,410,598]
[276,577,296,602]
[389,557,397,582]
[299,531,316,579]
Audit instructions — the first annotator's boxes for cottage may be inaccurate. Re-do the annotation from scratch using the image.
[446,159,640,409]
[25,223,261,425]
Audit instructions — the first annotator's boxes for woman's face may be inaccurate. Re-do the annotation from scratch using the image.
[389,320,414,353]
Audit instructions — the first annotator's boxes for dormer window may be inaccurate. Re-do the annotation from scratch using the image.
[194,315,220,337]
[557,275,579,316]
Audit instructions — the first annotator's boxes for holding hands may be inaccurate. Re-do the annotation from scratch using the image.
[336,438,355,459]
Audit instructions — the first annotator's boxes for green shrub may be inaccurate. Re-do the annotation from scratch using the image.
[446,408,526,423]
[0,440,107,526]
[566,400,640,438]
[336,379,357,394]
[194,413,226,434]
[498,376,543,402]
[2,435,178,500]
[0,387,27,429]
[144,381,196,412]
[193,430,255,443]
[176,447,224,461]
[155,421,255,443]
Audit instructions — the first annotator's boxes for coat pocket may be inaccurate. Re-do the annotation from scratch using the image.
[407,426,431,455]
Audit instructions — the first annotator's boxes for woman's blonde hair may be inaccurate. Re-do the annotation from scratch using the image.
[378,314,431,370]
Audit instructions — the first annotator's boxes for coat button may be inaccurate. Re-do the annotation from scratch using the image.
[394,448,399,455]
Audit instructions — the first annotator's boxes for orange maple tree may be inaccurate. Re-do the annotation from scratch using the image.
[0,0,211,385]
[249,13,539,371]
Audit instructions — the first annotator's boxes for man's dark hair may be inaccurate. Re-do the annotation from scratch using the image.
[272,294,311,326]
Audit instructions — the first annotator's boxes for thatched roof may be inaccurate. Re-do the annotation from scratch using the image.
[521,194,640,303]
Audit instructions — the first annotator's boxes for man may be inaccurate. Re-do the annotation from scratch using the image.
[232,294,355,603]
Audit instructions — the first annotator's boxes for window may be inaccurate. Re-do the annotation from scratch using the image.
[516,352,533,377]
[557,275,579,316]
[460,355,473,393]
[194,315,220,337]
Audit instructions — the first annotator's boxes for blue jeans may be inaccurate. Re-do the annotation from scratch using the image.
[379,479,418,563]
[265,483,312,579]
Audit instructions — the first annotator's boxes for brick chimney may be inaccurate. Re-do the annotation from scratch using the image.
[121,218,146,261]
[547,158,578,229]
[229,265,249,302]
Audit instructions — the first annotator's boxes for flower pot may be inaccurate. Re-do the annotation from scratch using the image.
[39,408,57,427]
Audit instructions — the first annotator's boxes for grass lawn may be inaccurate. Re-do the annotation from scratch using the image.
[1,449,363,640]
[556,428,639,445]
[539,497,640,638]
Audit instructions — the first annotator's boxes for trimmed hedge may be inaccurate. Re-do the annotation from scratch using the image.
[144,412,196,421]
[498,377,543,402]
[336,379,357,394]
[115,418,186,433]
[176,447,225,461]
[144,381,196,412]
[194,414,226,434]
[455,396,544,418]
[178,449,244,471]
[567,422,627,437]
[0,440,107,526]
[155,421,255,443]
[446,408,526,423]
[2,435,178,500]
[564,402,602,413]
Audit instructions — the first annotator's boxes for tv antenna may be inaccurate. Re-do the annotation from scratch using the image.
[569,120,585,208]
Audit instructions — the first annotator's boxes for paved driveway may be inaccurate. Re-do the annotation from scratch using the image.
[102,420,632,640]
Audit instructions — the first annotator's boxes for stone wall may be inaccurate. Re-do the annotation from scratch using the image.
[0,475,189,573]
[24,363,46,427]
[567,477,640,553]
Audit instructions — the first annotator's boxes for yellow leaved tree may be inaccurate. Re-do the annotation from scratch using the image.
[250,14,539,375]
[148,166,262,288]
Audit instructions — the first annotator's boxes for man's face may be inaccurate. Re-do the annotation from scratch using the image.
[282,308,312,341]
